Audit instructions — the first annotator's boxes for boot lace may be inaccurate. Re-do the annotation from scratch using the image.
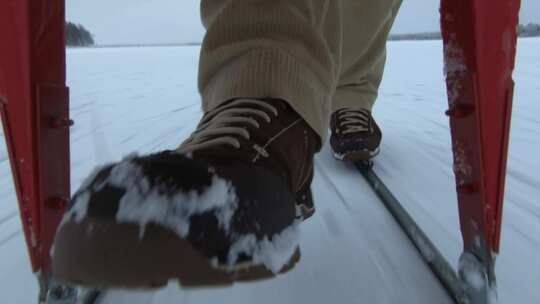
[177,99,278,154]
[337,108,372,135]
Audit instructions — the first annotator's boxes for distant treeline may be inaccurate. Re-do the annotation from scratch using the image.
[389,32,441,41]
[519,23,540,37]
[389,23,540,41]
[66,22,95,47]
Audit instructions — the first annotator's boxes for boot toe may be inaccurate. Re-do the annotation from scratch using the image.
[52,151,300,287]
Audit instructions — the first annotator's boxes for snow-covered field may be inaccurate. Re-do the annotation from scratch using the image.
[1,38,539,304]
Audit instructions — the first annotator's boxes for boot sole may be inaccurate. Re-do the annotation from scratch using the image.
[52,219,300,289]
[333,147,380,162]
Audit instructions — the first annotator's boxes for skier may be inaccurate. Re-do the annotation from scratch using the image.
[52,0,402,287]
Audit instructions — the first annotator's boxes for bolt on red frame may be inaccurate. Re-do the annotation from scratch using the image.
[0,0,519,303]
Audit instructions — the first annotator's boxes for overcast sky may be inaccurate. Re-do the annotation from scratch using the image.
[67,0,540,45]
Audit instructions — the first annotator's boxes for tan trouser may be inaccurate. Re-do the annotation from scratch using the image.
[199,0,402,140]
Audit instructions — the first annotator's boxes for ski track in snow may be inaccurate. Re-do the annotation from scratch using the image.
[1,39,539,303]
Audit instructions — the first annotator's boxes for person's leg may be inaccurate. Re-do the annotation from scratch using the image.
[330,0,402,161]
[333,0,402,112]
[199,0,342,140]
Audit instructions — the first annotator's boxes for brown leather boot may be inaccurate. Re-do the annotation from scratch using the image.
[330,107,382,161]
[52,98,320,288]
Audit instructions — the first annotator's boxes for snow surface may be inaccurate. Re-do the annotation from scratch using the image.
[1,38,540,303]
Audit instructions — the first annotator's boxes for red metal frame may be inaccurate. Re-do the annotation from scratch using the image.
[441,0,520,280]
[0,0,70,282]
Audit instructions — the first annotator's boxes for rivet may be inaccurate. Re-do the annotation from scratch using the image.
[457,183,476,194]
[50,117,74,128]
[45,197,69,210]
[445,105,474,118]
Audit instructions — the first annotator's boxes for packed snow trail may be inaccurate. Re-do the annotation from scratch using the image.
[1,39,539,303]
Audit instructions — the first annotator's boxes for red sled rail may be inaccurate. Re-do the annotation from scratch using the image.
[441,0,519,301]
[0,0,71,302]
[0,0,519,303]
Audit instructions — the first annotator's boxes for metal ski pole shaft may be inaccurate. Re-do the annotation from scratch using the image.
[355,161,467,304]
